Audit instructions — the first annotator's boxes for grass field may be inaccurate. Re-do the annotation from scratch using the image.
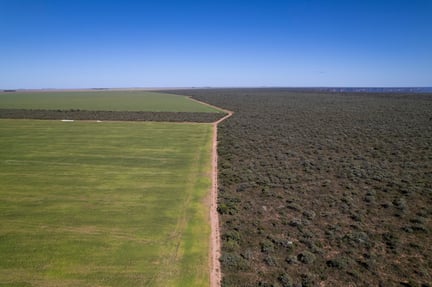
[0,119,213,287]
[0,91,220,113]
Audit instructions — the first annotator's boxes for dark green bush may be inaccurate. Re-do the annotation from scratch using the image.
[297,251,315,264]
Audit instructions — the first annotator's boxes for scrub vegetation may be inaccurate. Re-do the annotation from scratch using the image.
[165,88,432,287]
[0,109,223,123]
[0,119,213,287]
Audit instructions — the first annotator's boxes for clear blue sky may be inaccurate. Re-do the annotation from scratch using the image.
[1,0,431,88]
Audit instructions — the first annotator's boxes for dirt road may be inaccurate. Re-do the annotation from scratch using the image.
[210,111,232,287]
[188,97,233,287]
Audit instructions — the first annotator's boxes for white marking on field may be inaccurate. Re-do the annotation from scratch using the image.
[61,119,74,122]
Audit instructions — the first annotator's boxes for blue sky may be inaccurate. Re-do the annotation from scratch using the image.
[1,0,431,88]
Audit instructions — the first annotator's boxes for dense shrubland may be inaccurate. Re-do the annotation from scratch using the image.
[165,89,432,287]
[0,109,224,123]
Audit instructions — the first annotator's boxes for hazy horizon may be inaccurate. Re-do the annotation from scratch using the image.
[2,86,432,91]
[1,0,431,89]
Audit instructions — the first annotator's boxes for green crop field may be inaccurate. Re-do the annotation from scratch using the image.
[0,119,213,287]
[0,91,221,113]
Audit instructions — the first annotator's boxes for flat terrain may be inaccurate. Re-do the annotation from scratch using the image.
[165,89,432,287]
[0,91,221,113]
[0,119,213,287]
[0,109,224,123]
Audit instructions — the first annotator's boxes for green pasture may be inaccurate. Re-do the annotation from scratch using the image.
[0,91,220,113]
[0,119,213,287]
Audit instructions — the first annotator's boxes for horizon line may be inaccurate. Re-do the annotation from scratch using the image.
[2,86,432,91]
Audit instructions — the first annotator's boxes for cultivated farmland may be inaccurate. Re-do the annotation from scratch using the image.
[0,91,221,113]
[0,119,213,287]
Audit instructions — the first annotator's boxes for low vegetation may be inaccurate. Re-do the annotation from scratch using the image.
[0,91,221,113]
[164,89,432,287]
[0,119,213,287]
[0,109,223,123]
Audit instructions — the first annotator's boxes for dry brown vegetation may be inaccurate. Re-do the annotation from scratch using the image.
[164,89,432,287]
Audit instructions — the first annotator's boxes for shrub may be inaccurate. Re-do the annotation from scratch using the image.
[278,273,293,287]
[297,251,315,264]
[260,240,275,253]
[326,256,351,269]
[301,273,315,287]
[220,253,250,271]
[222,230,241,243]
[264,255,277,266]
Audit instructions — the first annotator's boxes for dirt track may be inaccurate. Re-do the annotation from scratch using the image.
[189,97,232,287]
[210,111,232,287]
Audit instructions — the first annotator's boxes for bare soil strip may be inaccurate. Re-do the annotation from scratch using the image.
[211,115,232,287]
[189,97,233,287]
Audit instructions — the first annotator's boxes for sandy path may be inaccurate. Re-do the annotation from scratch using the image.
[188,97,233,287]
[210,112,232,287]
